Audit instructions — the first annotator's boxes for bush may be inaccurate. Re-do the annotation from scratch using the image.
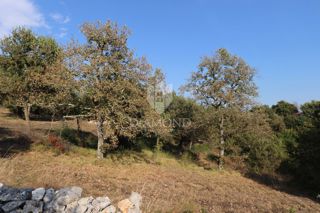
[48,134,70,154]
[293,128,320,194]
[246,136,286,173]
[225,110,287,174]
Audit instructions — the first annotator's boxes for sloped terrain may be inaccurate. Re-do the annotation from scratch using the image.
[0,108,319,212]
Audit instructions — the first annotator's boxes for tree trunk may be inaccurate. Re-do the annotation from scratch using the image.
[156,136,160,152]
[76,117,81,134]
[96,114,104,159]
[152,136,161,161]
[23,104,31,135]
[219,115,225,170]
[76,117,85,147]
[189,141,193,151]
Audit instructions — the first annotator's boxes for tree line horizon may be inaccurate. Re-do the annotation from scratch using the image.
[0,20,319,196]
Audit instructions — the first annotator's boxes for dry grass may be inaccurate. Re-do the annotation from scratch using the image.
[0,108,320,212]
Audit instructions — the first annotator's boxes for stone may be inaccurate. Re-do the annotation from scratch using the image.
[43,200,53,212]
[64,200,78,213]
[77,196,93,206]
[32,188,46,201]
[0,186,141,213]
[51,203,66,213]
[43,208,55,213]
[22,200,44,213]
[91,196,111,211]
[83,204,94,213]
[100,205,116,213]
[53,186,82,206]
[117,199,133,213]
[117,192,142,213]
[1,201,25,212]
[0,188,32,202]
[128,192,141,212]
[43,189,55,203]
[75,196,93,213]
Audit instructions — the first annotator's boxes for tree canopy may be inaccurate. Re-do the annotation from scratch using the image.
[0,21,319,197]
[67,21,169,157]
[0,27,72,132]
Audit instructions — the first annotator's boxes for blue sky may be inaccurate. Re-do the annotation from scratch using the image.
[0,0,319,106]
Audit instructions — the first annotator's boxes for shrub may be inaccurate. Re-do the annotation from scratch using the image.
[48,134,70,154]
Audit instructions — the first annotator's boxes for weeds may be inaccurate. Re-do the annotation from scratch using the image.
[48,134,70,154]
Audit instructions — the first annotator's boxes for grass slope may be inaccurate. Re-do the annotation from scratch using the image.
[0,108,319,212]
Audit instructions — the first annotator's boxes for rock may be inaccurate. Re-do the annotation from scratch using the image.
[77,196,93,206]
[53,186,82,206]
[84,205,94,213]
[22,200,44,213]
[1,201,25,212]
[43,200,53,212]
[0,186,141,213]
[32,188,46,201]
[117,199,133,213]
[51,203,66,213]
[100,205,116,213]
[117,192,142,213]
[64,200,78,213]
[91,196,111,211]
[128,192,141,213]
[64,196,94,213]
[0,188,32,202]
[45,187,82,212]
[43,188,54,203]
[74,196,93,213]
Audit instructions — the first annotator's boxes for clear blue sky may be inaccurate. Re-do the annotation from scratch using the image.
[1,0,319,106]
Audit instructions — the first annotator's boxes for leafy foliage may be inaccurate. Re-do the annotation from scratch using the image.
[185,48,257,108]
[0,27,74,131]
[0,22,319,196]
[164,95,213,154]
[184,48,258,169]
[67,21,169,157]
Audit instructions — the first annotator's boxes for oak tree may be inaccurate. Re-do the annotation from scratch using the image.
[0,27,68,133]
[67,21,161,158]
[185,48,257,169]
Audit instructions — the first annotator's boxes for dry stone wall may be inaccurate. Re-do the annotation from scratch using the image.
[0,183,141,213]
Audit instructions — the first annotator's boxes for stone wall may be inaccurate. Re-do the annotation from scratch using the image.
[0,183,141,213]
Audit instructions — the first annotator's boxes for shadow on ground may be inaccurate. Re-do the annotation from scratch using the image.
[245,172,318,202]
[0,127,31,157]
[59,127,98,149]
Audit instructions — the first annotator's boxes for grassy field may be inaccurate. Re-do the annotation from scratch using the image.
[0,108,319,212]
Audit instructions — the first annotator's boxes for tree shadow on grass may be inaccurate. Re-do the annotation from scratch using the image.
[244,172,319,202]
[59,127,98,149]
[0,127,31,157]
[58,129,158,164]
